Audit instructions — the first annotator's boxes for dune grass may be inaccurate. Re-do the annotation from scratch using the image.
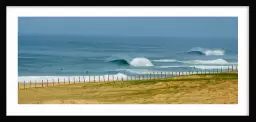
[18,72,238,104]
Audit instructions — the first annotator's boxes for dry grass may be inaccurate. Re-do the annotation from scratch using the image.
[18,72,238,104]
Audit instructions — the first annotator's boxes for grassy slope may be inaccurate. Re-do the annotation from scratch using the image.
[18,72,238,104]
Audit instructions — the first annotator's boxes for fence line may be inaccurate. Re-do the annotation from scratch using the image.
[19,65,238,89]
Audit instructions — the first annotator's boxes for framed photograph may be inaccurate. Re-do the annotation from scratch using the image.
[6,6,249,116]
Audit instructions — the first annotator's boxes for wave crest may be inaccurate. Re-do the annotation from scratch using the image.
[187,47,225,56]
[108,57,154,67]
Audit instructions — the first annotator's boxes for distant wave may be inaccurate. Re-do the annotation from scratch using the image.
[108,59,130,65]
[152,58,229,65]
[193,65,234,70]
[107,57,154,67]
[182,59,229,65]
[152,59,178,62]
[157,66,185,68]
[157,65,234,69]
[186,47,225,56]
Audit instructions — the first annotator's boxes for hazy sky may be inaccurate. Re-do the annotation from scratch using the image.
[18,17,238,38]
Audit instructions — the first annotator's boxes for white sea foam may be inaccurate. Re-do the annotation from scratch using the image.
[204,49,225,56]
[192,65,236,70]
[157,66,182,68]
[183,59,229,65]
[107,56,154,67]
[18,73,129,83]
[129,57,154,66]
[189,47,225,56]
[152,59,178,62]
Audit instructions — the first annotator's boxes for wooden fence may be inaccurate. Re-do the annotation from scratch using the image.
[18,65,238,89]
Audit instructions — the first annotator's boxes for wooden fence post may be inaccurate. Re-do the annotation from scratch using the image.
[79,76,80,83]
[179,72,180,76]
[74,77,75,84]
[42,80,43,87]
[53,79,54,86]
[35,80,36,88]
[69,77,70,84]
[89,76,90,82]
[94,76,95,82]
[83,76,85,83]
[64,78,65,84]
[58,78,59,84]
[47,79,48,87]
[24,81,25,89]
[30,80,31,88]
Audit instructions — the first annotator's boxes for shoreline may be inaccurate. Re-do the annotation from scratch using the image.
[18,69,238,83]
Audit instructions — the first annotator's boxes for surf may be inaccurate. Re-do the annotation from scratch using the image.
[107,57,154,67]
[152,59,178,62]
[186,47,225,56]
[182,59,229,65]
[18,73,129,82]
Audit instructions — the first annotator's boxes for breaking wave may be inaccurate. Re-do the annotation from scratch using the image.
[186,47,225,56]
[107,57,154,67]
[152,58,230,65]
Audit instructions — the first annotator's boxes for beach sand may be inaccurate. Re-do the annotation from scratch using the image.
[18,72,238,104]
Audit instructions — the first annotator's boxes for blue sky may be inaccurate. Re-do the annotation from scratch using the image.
[18,17,238,38]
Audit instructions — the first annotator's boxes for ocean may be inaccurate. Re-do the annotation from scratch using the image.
[18,34,238,82]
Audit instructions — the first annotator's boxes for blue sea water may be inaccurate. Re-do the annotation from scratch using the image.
[18,34,238,81]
